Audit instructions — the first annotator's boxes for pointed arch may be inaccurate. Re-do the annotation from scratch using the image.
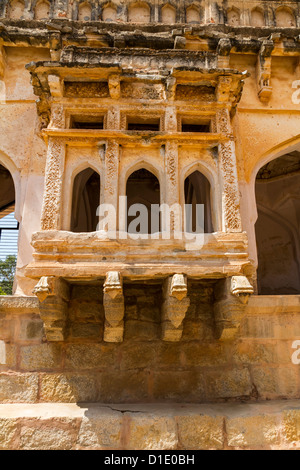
[128,2,150,23]
[102,3,117,22]
[34,0,50,20]
[275,7,295,27]
[186,5,200,24]
[161,3,176,24]
[8,0,25,20]
[71,167,101,232]
[250,7,265,27]
[227,7,240,26]
[78,1,92,21]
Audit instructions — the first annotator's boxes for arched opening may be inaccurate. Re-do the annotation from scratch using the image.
[255,152,300,294]
[227,8,240,26]
[71,168,100,232]
[0,164,18,295]
[184,171,213,234]
[251,8,265,27]
[34,0,50,20]
[102,4,117,22]
[128,2,150,23]
[276,7,295,27]
[8,0,25,19]
[186,6,200,24]
[161,4,176,24]
[78,2,92,21]
[126,169,160,235]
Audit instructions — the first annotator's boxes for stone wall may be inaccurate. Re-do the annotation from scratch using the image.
[0,292,299,404]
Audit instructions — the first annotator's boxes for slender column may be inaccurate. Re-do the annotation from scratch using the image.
[41,137,66,230]
[163,140,181,234]
[215,104,242,233]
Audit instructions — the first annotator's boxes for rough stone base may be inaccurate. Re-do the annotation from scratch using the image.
[1,400,300,450]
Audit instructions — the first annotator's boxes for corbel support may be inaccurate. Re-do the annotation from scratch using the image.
[216,75,232,103]
[214,276,254,341]
[48,75,63,98]
[217,38,231,69]
[256,40,274,103]
[108,74,121,100]
[103,271,125,342]
[165,76,177,101]
[33,277,70,342]
[162,274,190,342]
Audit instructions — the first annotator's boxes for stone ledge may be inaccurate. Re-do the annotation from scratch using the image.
[0,400,300,450]
[0,296,39,314]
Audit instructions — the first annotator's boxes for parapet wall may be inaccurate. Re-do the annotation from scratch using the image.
[1,291,299,404]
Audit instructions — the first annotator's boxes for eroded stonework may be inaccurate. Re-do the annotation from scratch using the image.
[0,0,300,451]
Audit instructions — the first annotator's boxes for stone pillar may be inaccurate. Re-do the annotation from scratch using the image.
[103,271,125,342]
[215,102,242,233]
[41,137,66,230]
[214,276,254,341]
[162,274,190,342]
[33,276,70,341]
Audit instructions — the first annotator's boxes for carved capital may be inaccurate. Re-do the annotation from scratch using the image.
[162,275,190,342]
[214,276,253,341]
[33,277,70,342]
[103,271,125,342]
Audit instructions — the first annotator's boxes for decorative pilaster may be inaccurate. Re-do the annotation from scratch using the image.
[214,276,254,341]
[108,74,121,100]
[164,141,181,233]
[215,106,242,232]
[103,271,125,342]
[41,137,66,230]
[217,38,231,69]
[162,274,190,342]
[33,276,70,342]
[103,140,119,233]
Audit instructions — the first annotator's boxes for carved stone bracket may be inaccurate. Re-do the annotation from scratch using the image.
[33,277,70,342]
[256,40,274,103]
[214,276,254,341]
[48,75,63,98]
[108,74,121,100]
[103,271,125,342]
[162,274,190,342]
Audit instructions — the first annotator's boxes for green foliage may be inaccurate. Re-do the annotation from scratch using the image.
[0,255,17,295]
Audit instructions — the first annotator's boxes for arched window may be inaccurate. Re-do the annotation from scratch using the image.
[276,8,295,27]
[255,152,300,294]
[128,2,150,23]
[126,169,160,235]
[184,171,213,234]
[78,2,92,21]
[227,8,240,26]
[0,164,19,294]
[186,6,200,24]
[102,4,117,22]
[34,1,50,20]
[8,0,25,19]
[71,168,100,232]
[161,4,176,24]
[251,8,265,27]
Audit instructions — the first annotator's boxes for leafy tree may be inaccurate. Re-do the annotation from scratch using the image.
[0,255,17,295]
